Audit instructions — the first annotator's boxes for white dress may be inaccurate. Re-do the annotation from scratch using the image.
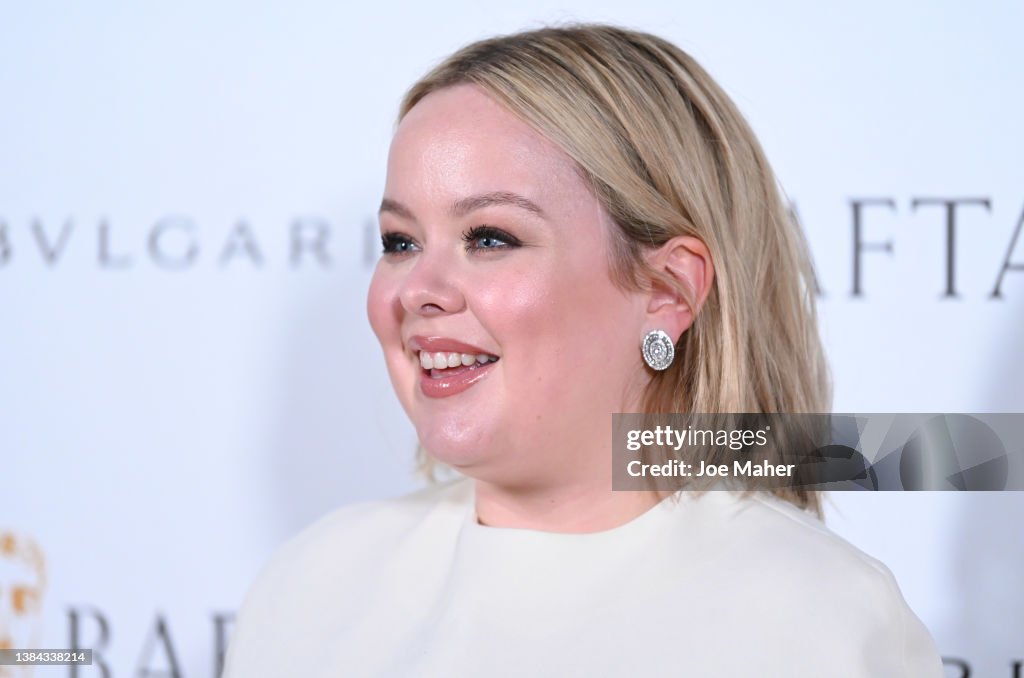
[223,477,944,677]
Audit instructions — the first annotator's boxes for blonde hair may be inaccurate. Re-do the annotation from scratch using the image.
[400,24,831,513]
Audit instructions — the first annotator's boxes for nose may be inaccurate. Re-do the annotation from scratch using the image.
[397,248,466,317]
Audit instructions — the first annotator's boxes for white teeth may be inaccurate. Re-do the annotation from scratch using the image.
[417,350,498,370]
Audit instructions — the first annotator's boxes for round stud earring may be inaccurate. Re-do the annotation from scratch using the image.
[642,329,675,371]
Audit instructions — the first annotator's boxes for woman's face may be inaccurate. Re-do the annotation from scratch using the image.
[368,84,651,487]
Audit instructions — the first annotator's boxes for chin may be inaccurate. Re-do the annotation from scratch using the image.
[418,427,545,489]
[414,417,496,467]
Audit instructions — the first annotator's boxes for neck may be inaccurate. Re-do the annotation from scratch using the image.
[472,478,665,533]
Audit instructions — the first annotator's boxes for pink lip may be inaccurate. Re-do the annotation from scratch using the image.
[408,335,495,356]
[407,335,499,399]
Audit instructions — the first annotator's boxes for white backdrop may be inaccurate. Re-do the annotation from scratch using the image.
[2,2,1022,676]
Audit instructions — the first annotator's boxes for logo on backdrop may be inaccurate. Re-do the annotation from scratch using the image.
[0,531,46,678]
[0,530,233,677]
[944,658,1024,677]
[0,197,1022,298]
[65,607,234,678]
[837,197,1023,299]
[0,216,373,272]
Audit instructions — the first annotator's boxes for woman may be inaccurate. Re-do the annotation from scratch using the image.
[224,25,943,677]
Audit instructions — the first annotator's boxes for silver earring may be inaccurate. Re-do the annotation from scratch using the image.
[642,329,675,371]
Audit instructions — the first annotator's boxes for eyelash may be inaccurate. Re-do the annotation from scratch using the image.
[463,225,522,250]
[380,226,523,255]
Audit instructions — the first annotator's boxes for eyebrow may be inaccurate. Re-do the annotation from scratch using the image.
[379,191,547,221]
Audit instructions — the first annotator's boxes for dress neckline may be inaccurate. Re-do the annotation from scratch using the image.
[458,479,685,545]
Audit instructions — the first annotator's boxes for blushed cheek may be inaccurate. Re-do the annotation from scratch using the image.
[474,266,590,386]
[518,265,638,410]
[479,255,569,309]
[367,270,418,414]
[366,268,399,346]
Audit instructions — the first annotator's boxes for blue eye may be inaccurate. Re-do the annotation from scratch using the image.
[463,226,522,251]
[381,232,419,255]
[381,227,523,256]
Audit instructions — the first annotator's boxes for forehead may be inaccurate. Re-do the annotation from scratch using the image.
[387,84,588,208]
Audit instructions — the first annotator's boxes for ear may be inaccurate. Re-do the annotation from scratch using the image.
[644,235,715,341]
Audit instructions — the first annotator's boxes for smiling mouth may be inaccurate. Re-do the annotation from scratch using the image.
[416,350,499,397]
[419,350,499,378]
